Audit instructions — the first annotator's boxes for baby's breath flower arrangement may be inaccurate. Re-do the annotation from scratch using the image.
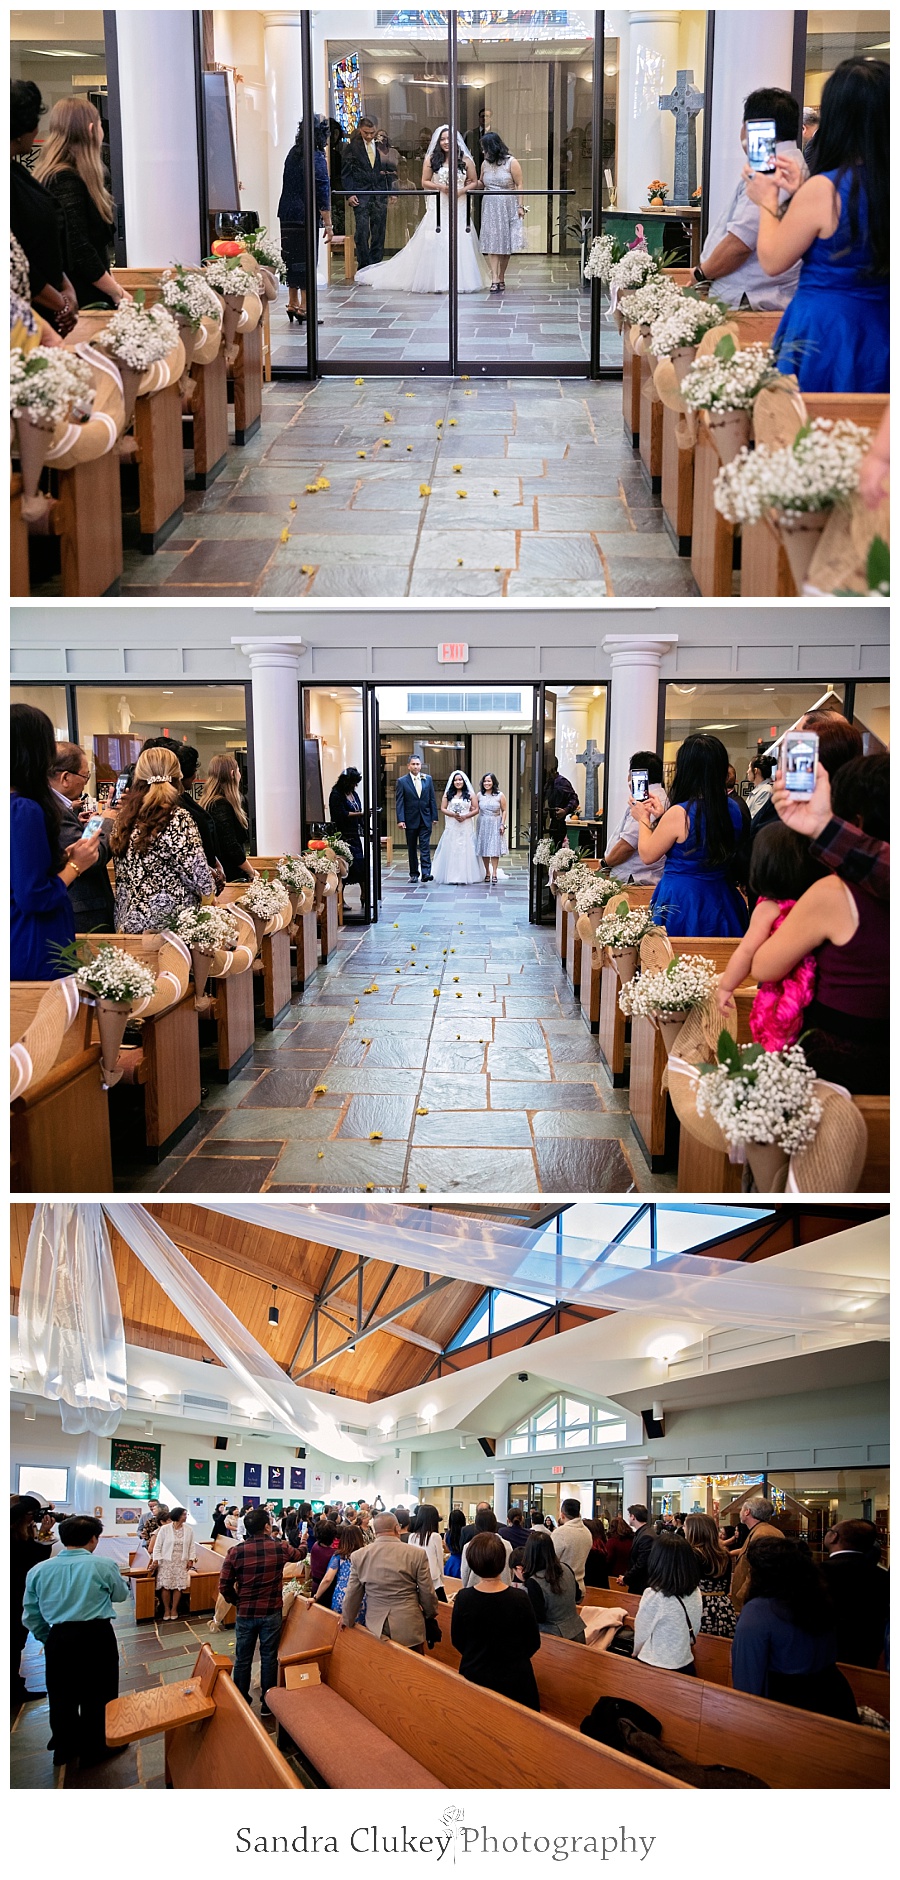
[202,256,259,300]
[160,265,223,330]
[609,248,658,296]
[277,855,316,893]
[574,874,621,915]
[558,863,596,902]
[618,953,718,1018]
[99,300,179,372]
[238,878,291,921]
[546,847,579,882]
[73,945,157,1004]
[619,275,682,330]
[584,233,626,283]
[533,836,557,867]
[327,833,354,866]
[680,339,780,412]
[10,346,94,429]
[302,849,337,877]
[696,1037,823,1171]
[648,290,728,364]
[175,905,241,953]
[713,419,871,526]
[241,226,287,280]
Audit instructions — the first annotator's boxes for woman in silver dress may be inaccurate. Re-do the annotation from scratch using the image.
[478,132,525,292]
[474,772,508,883]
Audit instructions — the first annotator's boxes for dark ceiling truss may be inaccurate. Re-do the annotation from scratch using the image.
[289,1255,455,1382]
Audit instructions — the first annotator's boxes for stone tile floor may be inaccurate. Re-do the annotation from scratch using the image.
[108,374,696,601]
[10,1606,309,1790]
[117,856,675,1197]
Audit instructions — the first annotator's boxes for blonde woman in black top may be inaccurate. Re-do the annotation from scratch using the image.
[34,97,130,310]
[199,754,257,884]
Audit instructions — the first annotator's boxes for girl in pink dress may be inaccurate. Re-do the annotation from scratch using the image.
[716,825,818,1050]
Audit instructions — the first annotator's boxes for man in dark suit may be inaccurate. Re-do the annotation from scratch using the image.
[343,118,393,270]
[621,1503,655,1595]
[396,756,438,883]
[49,743,115,932]
[823,1520,889,1667]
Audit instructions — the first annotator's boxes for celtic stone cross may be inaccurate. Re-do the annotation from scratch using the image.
[658,69,704,204]
[576,738,603,821]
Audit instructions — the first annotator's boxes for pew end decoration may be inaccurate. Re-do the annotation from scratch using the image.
[236,877,292,953]
[648,290,729,384]
[712,418,872,591]
[608,247,658,330]
[95,296,181,427]
[619,276,682,352]
[679,337,781,465]
[302,847,340,904]
[593,898,660,984]
[692,1035,826,1192]
[10,975,82,1102]
[276,855,316,920]
[159,266,223,376]
[533,835,559,869]
[546,846,581,895]
[326,833,353,879]
[618,954,720,1055]
[58,941,158,1088]
[574,873,623,948]
[240,226,287,291]
[203,256,261,355]
[584,233,627,284]
[10,346,95,500]
[175,905,242,1009]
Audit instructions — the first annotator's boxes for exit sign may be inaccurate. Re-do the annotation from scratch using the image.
[551,1465,564,1476]
[438,642,469,664]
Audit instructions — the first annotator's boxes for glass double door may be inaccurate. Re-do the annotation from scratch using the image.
[300,684,382,923]
[310,8,599,375]
[529,680,611,922]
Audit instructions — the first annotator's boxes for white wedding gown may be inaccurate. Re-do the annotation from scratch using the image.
[356,170,491,295]
[431,804,484,884]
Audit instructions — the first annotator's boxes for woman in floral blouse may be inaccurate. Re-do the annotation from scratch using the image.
[111,745,214,931]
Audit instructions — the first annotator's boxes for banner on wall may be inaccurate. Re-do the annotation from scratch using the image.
[268,1466,284,1490]
[244,1495,261,1508]
[217,1460,237,1487]
[290,1466,306,1491]
[243,1463,262,1488]
[191,1496,207,1526]
[109,1439,161,1501]
[189,1459,210,1486]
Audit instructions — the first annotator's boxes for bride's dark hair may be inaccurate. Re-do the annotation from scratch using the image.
[448,772,470,799]
[431,124,468,176]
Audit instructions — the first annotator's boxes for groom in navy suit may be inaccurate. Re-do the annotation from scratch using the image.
[396,755,438,883]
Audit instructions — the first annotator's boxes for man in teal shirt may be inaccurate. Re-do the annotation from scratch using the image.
[23,1514,129,1769]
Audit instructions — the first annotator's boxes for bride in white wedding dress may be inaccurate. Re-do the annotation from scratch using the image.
[430,772,484,886]
[355,127,491,294]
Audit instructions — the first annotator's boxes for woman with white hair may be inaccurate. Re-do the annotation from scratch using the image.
[355,126,490,294]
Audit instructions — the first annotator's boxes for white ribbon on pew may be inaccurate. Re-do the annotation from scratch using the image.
[206,1203,888,1334]
[10,1043,33,1103]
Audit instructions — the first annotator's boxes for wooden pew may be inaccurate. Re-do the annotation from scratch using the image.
[76,933,201,1159]
[581,885,654,1054]
[854,1095,888,1193]
[740,393,888,597]
[662,313,781,558]
[54,449,124,597]
[622,322,641,446]
[629,936,747,1170]
[427,1602,887,1789]
[555,889,568,965]
[157,1646,300,1788]
[690,420,736,596]
[231,322,263,445]
[208,966,256,1081]
[131,382,185,552]
[279,1621,684,1789]
[318,888,339,964]
[564,859,601,1002]
[276,1593,342,1681]
[190,348,229,488]
[10,472,30,596]
[638,349,664,492]
[217,884,291,1030]
[10,982,113,1193]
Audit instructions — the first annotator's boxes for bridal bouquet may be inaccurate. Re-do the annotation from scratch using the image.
[160,265,223,331]
[446,797,471,819]
[695,1036,823,1189]
[713,418,872,588]
[175,905,241,954]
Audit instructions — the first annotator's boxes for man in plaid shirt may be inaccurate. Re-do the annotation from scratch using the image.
[771,763,888,901]
[219,1506,303,1715]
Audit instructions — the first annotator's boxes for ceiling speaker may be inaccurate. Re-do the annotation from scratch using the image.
[295,1447,307,1460]
[477,1437,496,1458]
[641,1407,665,1441]
[214,1435,228,1451]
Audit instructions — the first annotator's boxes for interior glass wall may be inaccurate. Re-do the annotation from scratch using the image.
[10,11,108,120]
[303,684,367,911]
[650,1470,764,1522]
[662,681,850,800]
[73,684,250,804]
[598,10,707,364]
[449,1480,493,1522]
[377,683,533,853]
[802,11,890,115]
[542,681,609,853]
[767,1466,890,1564]
[10,683,69,741]
[853,681,890,753]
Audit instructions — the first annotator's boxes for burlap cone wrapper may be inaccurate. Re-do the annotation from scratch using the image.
[751,379,806,450]
[15,414,52,498]
[249,912,270,954]
[787,1083,868,1192]
[257,266,279,301]
[805,489,890,597]
[610,946,638,984]
[707,407,751,466]
[640,927,674,972]
[576,906,606,952]
[220,292,244,357]
[670,343,697,386]
[613,307,626,334]
[656,1014,688,1056]
[665,996,738,1142]
[115,361,144,428]
[296,886,315,918]
[286,889,301,921]
[175,312,197,370]
[744,1140,790,1193]
[94,997,134,1088]
[190,946,213,1011]
[770,506,831,590]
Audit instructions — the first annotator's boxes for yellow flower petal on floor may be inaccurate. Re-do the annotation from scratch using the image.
[280,528,290,543]
[465,390,473,396]
[449,418,458,425]
[383,412,393,421]
[457,491,467,499]
[435,420,443,427]
[493,489,500,496]
[453,975,459,982]
[289,498,297,510]
[433,988,440,996]
[354,376,364,384]
[366,1183,374,1192]
[357,450,366,457]
[456,991,462,998]
[381,440,391,448]
[317,478,330,489]
[317,1151,324,1159]
[313,1084,327,1095]
[410,943,416,950]
[457,558,464,565]
[416,1106,428,1115]
[450,948,456,953]
[494,566,501,571]
[354,997,360,1004]
[369,1130,382,1140]
[406,444,413,451]
[392,922,399,928]
[395,966,401,973]
[419,484,432,497]
[460,374,470,380]
[305,484,317,493]
[300,565,315,575]
[453,464,463,473]
[418,1184,427,1192]
[347,1016,354,1025]
[361,1038,371,1044]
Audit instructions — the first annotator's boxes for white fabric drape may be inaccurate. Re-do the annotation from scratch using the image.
[19,1205,127,1435]
[103,1205,371,1460]
[207,1203,888,1334]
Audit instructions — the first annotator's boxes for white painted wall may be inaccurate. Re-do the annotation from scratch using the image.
[116,11,203,265]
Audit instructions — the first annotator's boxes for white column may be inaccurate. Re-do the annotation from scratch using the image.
[115,11,202,265]
[236,638,304,853]
[602,634,678,831]
[490,1468,510,1516]
[623,10,681,214]
[618,1455,652,1512]
[264,11,305,248]
[706,11,796,233]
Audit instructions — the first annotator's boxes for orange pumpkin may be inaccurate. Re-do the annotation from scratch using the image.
[211,239,245,258]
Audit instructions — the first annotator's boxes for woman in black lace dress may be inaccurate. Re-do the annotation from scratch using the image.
[684,1512,737,1638]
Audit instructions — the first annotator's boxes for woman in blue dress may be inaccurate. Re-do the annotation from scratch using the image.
[11,702,100,979]
[278,115,333,326]
[744,58,888,393]
[314,1523,367,1625]
[632,733,748,938]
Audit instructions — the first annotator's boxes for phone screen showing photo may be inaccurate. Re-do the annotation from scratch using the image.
[630,770,649,803]
[746,119,777,173]
[782,732,819,796]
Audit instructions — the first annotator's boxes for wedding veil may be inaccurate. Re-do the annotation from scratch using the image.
[445,769,476,801]
[424,125,471,171]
